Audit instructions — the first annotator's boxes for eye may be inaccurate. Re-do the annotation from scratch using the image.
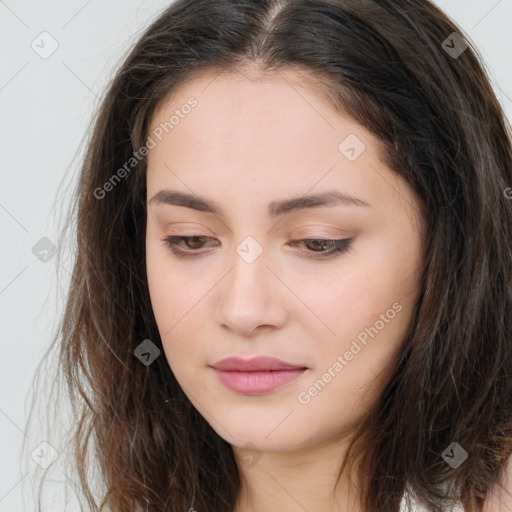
[161,236,216,258]
[289,238,354,259]
[161,235,354,260]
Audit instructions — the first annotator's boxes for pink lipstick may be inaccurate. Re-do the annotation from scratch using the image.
[210,356,308,395]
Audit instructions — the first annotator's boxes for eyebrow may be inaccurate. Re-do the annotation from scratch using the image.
[148,189,371,217]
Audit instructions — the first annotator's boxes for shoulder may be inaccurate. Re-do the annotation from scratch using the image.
[482,454,512,512]
[400,455,512,512]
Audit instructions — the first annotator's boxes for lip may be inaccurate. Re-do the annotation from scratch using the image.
[210,356,308,395]
[211,356,306,372]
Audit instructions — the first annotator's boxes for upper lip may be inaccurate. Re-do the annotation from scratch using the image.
[210,356,307,372]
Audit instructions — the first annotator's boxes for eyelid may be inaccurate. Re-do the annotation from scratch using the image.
[165,224,217,236]
[293,226,357,238]
[163,231,350,242]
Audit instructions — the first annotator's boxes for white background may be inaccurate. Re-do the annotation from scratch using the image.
[0,1,511,510]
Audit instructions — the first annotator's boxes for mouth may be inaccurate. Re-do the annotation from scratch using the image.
[209,356,308,395]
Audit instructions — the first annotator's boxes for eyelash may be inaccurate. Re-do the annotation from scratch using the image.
[160,235,354,260]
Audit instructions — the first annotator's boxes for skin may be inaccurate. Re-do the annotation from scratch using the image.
[483,455,512,512]
[145,64,425,512]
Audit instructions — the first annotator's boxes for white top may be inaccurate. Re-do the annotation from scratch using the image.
[188,490,465,511]
[400,491,465,511]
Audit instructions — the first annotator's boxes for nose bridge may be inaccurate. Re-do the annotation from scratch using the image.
[228,234,270,299]
[216,233,286,334]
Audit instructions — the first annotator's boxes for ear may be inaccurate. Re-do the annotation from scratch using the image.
[482,453,512,512]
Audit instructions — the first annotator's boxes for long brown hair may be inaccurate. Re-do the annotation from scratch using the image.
[23,0,512,511]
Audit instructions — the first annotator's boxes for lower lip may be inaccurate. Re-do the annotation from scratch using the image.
[212,368,307,395]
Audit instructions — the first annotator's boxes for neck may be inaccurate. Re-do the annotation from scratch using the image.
[232,435,362,512]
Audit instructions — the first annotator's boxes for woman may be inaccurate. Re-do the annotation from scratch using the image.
[25,0,512,511]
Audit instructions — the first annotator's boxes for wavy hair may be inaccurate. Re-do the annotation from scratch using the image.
[24,0,512,511]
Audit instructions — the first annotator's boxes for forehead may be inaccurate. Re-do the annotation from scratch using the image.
[150,64,340,125]
[149,66,360,134]
[146,66,382,179]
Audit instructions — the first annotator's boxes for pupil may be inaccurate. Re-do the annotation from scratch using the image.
[189,237,204,248]
[310,240,329,251]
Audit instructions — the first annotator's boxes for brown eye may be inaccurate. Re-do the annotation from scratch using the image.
[181,236,208,250]
[303,239,337,251]
[162,236,215,257]
[289,238,354,259]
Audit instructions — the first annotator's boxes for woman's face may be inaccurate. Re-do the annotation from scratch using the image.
[145,66,424,453]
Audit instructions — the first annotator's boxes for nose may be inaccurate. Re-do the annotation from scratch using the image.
[215,238,288,337]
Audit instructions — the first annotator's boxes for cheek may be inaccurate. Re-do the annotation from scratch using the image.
[146,240,193,358]
[299,244,420,383]
[146,233,199,330]
[295,265,415,424]
[146,266,201,385]
[145,237,219,384]
[304,260,416,342]
[146,243,175,328]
